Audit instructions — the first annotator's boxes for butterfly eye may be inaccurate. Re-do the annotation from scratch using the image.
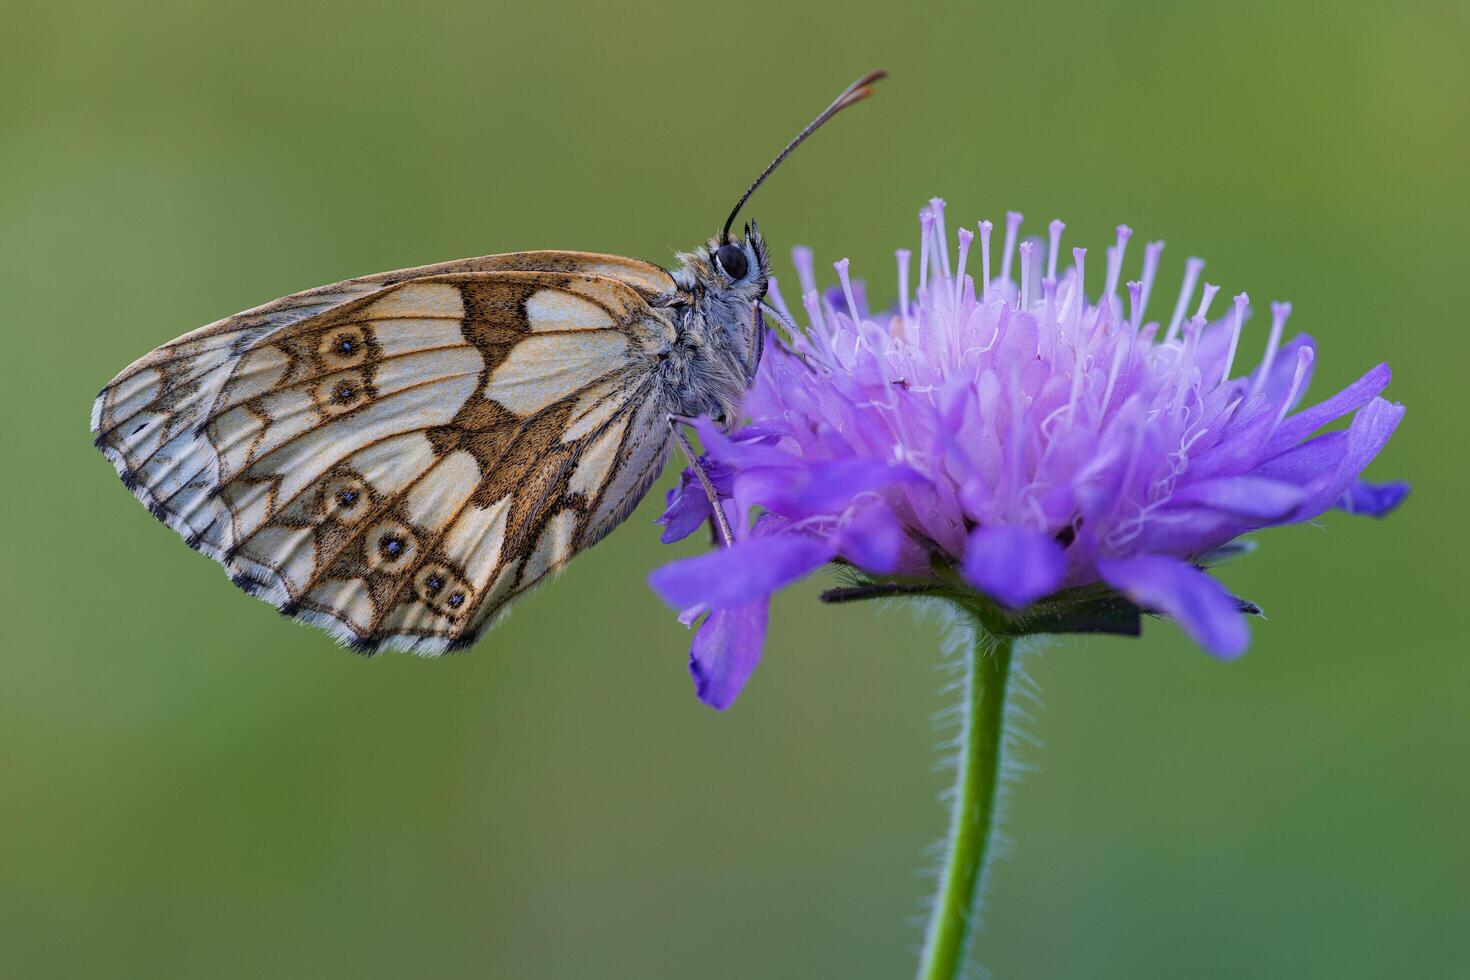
[714,243,748,280]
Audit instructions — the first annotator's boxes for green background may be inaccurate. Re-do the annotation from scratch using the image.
[3,1,1465,977]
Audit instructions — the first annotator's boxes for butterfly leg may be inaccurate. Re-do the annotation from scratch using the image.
[668,418,736,548]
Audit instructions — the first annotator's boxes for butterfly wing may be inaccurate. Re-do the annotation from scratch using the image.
[92,266,677,653]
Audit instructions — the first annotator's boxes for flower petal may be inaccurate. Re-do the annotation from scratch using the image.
[1264,362,1391,457]
[962,526,1067,609]
[735,457,922,518]
[689,600,769,710]
[1097,555,1249,658]
[657,470,716,544]
[1336,479,1410,518]
[1292,397,1406,521]
[835,505,907,573]
[649,535,834,611]
[1169,476,1308,520]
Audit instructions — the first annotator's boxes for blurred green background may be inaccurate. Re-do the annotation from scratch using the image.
[2,1,1466,977]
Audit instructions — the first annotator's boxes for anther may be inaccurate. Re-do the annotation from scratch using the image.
[977,220,994,303]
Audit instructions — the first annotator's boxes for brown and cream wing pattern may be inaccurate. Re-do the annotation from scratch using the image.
[92,264,678,653]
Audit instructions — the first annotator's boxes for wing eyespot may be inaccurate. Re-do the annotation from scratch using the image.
[321,474,372,523]
[314,369,372,417]
[365,520,419,573]
[316,325,373,368]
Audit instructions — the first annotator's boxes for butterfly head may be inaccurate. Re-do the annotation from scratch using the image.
[677,221,770,304]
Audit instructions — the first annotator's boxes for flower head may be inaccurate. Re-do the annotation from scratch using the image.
[652,200,1407,709]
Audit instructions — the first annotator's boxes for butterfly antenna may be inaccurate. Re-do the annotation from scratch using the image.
[721,69,888,243]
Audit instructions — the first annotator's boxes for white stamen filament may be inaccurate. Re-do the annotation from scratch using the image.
[1046,219,1065,280]
[1165,257,1205,344]
[999,211,1022,285]
[1273,346,1315,428]
[834,258,859,328]
[1104,224,1132,304]
[978,220,994,303]
[1138,240,1165,325]
[1220,292,1249,385]
[918,210,934,293]
[1071,247,1087,334]
[1172,315,1205,415]
[1250,301,1292,400]
[955,227,973,311]
[1018,241,1035,312]
[930,198,951,281]
[1100,327,1131,419]
[896,249,911,321]
[792,245,817,297]
[1194,282,1220,322]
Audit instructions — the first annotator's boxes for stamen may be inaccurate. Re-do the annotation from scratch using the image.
[896,248,911,321]
[1272,345,1315,428]
[978,220,994,303]
[999,211,1023,285]
[918,209,934,293]
[1018,241,1036,312]
[792,245,817,297]
[1100,326,1131,419]
[1126,280,1144,333]
[1104,224,1132,305]
[1172,315,1205,415]
[1164,256,1205,344]
[1046,219,1065,280]
[1054,278,1074,335]
[1220,292,1249,385]
[1071,247,1087,334]
[802,289,828,343]
[1194,282,1220,322]
[1138,240,1165,325]
[930,198,951,281]
[1249,301,1292,400]
[834,258,860,326]
[955,227,973,311]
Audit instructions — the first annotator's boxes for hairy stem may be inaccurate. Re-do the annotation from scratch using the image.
[916,622,1015,980]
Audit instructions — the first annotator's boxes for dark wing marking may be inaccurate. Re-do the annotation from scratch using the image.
[93,269,677,654]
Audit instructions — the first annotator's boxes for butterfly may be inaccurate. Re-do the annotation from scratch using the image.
[91,70,885,655]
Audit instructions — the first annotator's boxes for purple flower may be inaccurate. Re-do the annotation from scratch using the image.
[651,200,1408,709]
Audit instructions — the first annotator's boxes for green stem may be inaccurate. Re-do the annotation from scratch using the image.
[916,620,1015,980]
